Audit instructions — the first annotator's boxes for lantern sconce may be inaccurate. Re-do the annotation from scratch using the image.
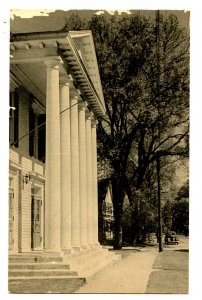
[22,173,30,187]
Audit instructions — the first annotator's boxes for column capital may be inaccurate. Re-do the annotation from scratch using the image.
[91,119,98,128]
[86,111,93,120]
[70,89,81,101]
[78,101,87,111]
[60,74,73,85]
[44,57,62,69]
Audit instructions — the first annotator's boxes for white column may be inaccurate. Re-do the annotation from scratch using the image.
[70,92,80,249]
[91,119,100,245]
[60,76,72,251]
[44,58,61,251]
[78,102,88,248]
[86,112,94,246]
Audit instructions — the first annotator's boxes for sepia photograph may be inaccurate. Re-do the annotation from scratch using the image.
[1,1,201,298]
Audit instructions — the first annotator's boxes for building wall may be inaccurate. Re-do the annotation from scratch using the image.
[9,168,19,253]
[9,84,45,253]
[21,157,32,251]
[10,147,45,253]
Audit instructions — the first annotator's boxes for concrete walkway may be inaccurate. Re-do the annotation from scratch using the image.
[75,248,158,293]
[75,236,189,294]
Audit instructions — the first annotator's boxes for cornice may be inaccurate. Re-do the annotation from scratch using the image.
[10,30,106,117]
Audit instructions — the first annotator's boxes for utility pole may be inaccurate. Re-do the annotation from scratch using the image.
[156,153,163,252]
[156,10,163,252]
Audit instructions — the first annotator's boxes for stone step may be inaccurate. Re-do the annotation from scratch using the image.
[8,248,120,293]
[78,251,121,277]
[9,256,63,263]
[67,247,107,266]
[9,262,71,270]
[9,269,78,277]
[64,247,97,261]
[8,277,86,294]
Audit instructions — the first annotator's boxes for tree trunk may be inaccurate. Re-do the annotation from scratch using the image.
[111,176,126,250]
[113,203,123,249]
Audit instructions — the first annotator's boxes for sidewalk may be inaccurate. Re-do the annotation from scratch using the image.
[75,247,158,293]
[75,236,189,294]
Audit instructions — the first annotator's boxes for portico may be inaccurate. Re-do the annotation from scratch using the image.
[9,30,106,254]
[9,29,120,293]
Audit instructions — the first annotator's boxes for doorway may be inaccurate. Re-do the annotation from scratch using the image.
[31,187,43,249]
[9,179,15,251]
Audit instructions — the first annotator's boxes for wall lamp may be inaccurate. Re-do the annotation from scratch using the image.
[22,173,30,187]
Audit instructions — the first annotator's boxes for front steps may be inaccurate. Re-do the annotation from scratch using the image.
[9,247,120,293]
[65,246,120,278]
[9,253,85,293]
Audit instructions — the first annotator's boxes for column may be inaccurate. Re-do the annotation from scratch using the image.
[86,112,94,246]
[44,58,61,251]
[70,92,80,249]
[60,76,72,251]
[91,119,100,245]
[78,102,88,248]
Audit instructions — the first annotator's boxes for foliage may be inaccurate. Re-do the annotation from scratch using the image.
[175,179,189,201]
[162,200,173,232]
[172,200,189,234]
[63,12,189,248]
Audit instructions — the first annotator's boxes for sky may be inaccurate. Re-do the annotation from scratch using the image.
[9,9,189,34]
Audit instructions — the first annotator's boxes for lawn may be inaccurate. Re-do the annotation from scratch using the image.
[146,250,189,294]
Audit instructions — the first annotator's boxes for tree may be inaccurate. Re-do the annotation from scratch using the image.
[172,200,189,234]
[172,180,189,235]
[63,12,189,249]
[89,14,159,248]
[88,13,189,249]
[175,179,189,202]
[162,200,173,232]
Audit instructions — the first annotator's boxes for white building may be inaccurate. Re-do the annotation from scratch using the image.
[9,30,119,293]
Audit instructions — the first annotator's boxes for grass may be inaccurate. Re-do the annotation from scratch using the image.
[146,250,189,294]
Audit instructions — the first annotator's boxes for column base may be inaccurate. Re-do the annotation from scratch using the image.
[43,249,62,255]
[61,248,73,255]
[72,246,81,253]
[81,245,89,250]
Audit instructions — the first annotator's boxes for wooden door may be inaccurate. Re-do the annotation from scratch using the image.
[31,195,42,249]
[9,191,14,250]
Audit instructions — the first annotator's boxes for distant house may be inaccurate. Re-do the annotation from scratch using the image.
[102,184,114,243]
[98,180,114,245]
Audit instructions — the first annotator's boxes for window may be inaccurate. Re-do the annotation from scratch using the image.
[29,106,36,157]
[29,108,46,163]
[9,92,19,147]
[38,114,46,163]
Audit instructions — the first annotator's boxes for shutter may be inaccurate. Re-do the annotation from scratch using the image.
[29,106,35,156]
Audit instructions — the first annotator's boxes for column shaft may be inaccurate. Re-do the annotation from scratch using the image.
[44,59,61,251]
[92,120,99,245]
[60,78,71,250]
[86,113,94,245]
[78,102,88,247]
[70,95,80,248]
